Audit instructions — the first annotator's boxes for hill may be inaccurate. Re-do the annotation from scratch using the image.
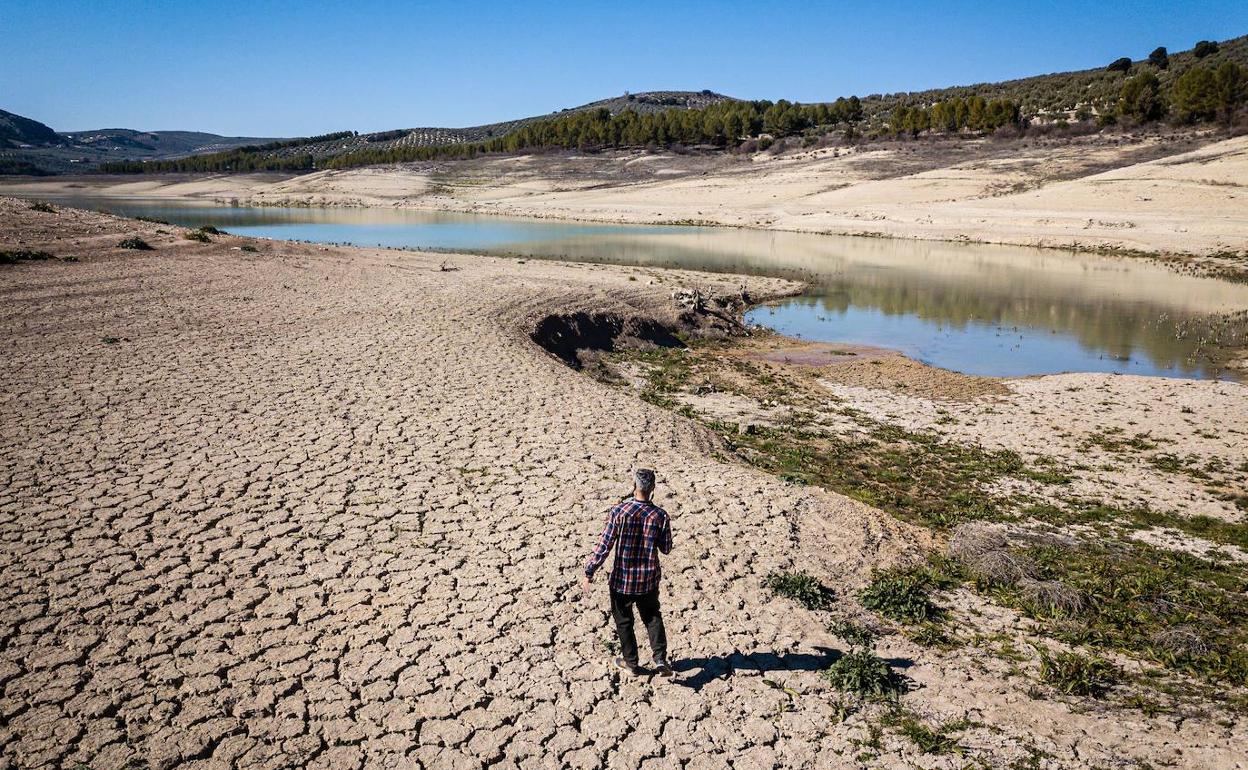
[99,35,1248,176]
[858,34,1248,123]
[3,91,733,175]
[0,115,277,175]
[0,109,64,148]
[201,90,737,164]
[11,35,1248,177]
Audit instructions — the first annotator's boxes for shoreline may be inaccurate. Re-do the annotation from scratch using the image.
[2,176,1239,277]
[3,128,1247,278]
[3,197,1248,768]
[7,189,1248,378]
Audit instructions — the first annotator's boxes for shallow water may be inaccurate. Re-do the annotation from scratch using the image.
[45,197,1248,380]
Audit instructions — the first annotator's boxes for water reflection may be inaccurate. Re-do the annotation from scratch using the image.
[45,198,1248,380]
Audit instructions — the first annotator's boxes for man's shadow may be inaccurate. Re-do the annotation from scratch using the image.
[672,647,914,692]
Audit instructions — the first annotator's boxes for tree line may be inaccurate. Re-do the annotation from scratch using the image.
[101,151,321,174]
[889,97,1021,137]
[323,98,867,168]
[1117,60,1246,124]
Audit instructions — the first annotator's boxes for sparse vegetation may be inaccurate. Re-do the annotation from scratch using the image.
[0,249,53,265]
[947,521,1248,685]
[28,200,55,212]
[880,708,969,754]
[117,237,153,250]
[184,229,212,242]
[764,570,836,611]
[1034,646,1118,696]
[599,335,1248,696]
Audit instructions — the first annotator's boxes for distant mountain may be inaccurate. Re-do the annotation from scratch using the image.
[0,112,278,174]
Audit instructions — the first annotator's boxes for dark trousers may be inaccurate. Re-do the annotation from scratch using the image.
[610,589,668,667]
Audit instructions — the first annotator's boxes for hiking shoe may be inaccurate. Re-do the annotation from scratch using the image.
[614,656,644,676]
[652,660,674,678]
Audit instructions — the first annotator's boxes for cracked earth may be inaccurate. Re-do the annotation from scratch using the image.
[1,198,1244,769]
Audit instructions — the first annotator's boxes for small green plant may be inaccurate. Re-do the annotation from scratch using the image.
[1034,645,1118,696]
[117,237,153,250]
[823,647,903,699]
[764,570,836,611]
[197,225,224,235]
[0,249,54,265]
[880,708,967,754]
[858,568,940,624]
[829,619,877,649]
[28,200,55,212]
[184,229,211,243]
[240,244,259,253]
[906,621,954,648]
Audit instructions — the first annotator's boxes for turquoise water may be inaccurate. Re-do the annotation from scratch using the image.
[49,198,1248,380]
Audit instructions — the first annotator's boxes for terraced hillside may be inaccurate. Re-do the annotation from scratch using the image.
[253,90,735,161]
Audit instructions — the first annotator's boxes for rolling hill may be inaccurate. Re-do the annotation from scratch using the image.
[216,90,736,162]
[0,91,733,175]
[0,112,277,175]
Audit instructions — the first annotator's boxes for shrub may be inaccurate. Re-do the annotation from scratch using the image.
[240,244,259,253]
[28,201,55,213]
[197,225,224,235]
[858,568,939,624]
[1035,646,1118,696]
[184,229,211,243]
[823,648,903,699]
[0,249,54,265]
[1118,70,1166,122]
[1173,65,1222,122]
[764,570,836,611]
[117,237,153,250]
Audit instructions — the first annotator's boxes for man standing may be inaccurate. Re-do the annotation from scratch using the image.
[583,468,674,677]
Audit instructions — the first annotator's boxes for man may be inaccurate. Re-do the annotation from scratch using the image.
[583,468,674,677]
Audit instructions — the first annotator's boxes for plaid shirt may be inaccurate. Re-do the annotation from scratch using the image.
[585,498,673,595]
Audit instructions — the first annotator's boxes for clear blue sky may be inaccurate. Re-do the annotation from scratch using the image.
[4,0,1245,137]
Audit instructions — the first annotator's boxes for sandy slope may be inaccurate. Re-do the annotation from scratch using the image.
[2,199,1247,769]
[5,131,1246,259]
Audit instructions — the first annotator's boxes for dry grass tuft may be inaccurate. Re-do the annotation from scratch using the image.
[1019,578,1085,617]
[1150,625,1211,659]
[948,523,1036,585]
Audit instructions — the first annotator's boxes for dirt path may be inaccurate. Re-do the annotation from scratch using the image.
[1,199,1244,769]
